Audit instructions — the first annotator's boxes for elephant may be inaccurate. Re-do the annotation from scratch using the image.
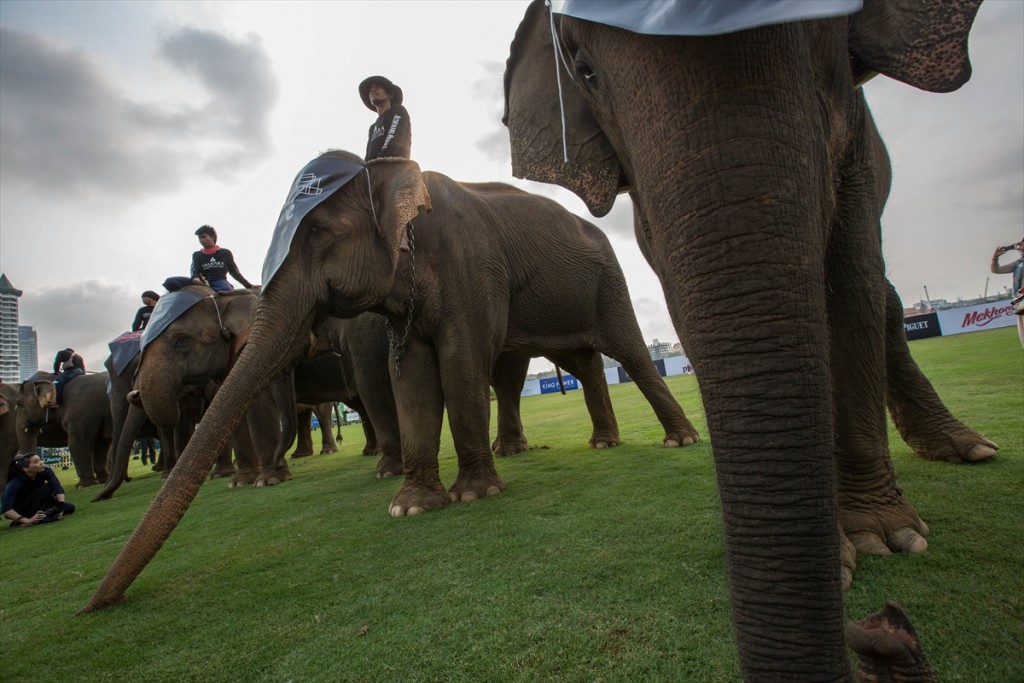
[128,285,286,488]
[0,382,20,486]
[79,150,701,613]
[291,401,339,457]
[290,314,403,478]
[92,349,228,502]
[500,0,983,680]
[14,372,113,488]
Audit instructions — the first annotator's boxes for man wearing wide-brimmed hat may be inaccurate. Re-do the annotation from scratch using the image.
[359,75,412,160]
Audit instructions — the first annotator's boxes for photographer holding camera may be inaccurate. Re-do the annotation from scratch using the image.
[1,453,75,528]
[991,237,1024,347]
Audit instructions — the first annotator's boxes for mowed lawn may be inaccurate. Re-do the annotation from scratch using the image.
[0,327,1020,682]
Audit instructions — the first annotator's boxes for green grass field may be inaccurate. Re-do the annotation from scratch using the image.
[1,327,1021,682]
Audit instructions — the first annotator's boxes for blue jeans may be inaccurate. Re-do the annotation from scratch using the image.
[54,368,84,404]
[207,278,233,292]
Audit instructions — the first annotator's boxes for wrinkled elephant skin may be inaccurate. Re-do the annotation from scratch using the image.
[503,0,980,680]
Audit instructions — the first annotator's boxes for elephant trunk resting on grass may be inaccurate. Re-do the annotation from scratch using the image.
[80,150,699,612]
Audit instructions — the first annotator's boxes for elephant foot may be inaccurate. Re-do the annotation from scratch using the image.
[74,479,100,489]
[229,470,259,488]
[589,432,620,449]
[448,467,505,503]
[846,601,935,683]
[319,446,339,455]
[839,491,929,566]
[904,421,998,464]
[254,466,293,487]
[375,454,403,479]
[492,435,529,456]
[389,480,451,516]
[362,445,382,456]
[209,466,236,480]
[662,428,699,448]
[290,450,314,459]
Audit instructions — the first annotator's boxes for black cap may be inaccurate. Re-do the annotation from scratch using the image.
[358,75,403,111]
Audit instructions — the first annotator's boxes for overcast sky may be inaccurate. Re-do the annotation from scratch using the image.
[1,0,1021,373]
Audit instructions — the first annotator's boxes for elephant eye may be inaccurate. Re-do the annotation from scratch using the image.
[575,59,598,86]
[172,335,194,352]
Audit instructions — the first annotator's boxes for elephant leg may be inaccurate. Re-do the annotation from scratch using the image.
[883,281,997,463]
[228,420,260,488]
[292,409,315,458]
[387,336,459,516]
[827,151,928,585]
[93,437,111,485]
[93,406,149,501]
[250,389,289,487]
[348,353,402,479]
[490,352,530,456]
[438,341,505,504]
[315,403,339,454]
[603,346,699,448]
[67,430,101,488]
[547,351,620,449]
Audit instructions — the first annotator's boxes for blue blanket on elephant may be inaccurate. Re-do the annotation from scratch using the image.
[108,331,143,377]
[550,0,862,36]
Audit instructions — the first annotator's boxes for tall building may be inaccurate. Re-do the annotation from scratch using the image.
[0,274,22,382]
[647,338,672,361]
[19,325,38,380]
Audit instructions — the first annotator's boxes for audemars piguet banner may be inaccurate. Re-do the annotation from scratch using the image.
[903,312,941,341]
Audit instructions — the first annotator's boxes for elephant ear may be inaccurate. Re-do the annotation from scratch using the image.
[34,381,56,408]
[365,158,431,261]
[0,394,9,416]
[504,0,622,217]
[849,0,983,93]
[221,292,259,359]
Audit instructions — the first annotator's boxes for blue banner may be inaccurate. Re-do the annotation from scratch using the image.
[539,374,580,394]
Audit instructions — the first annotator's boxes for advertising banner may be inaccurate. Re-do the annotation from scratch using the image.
[520,379,542,397]
[663,355,694,376]
[903,312,941,340]
[935,299,1017,337]
[539,374,580,394]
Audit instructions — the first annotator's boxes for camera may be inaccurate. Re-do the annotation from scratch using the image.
[42,501,66,522]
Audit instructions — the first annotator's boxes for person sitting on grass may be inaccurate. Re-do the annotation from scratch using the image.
[1,453,75,528]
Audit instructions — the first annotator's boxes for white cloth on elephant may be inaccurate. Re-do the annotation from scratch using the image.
[549,0,862,36]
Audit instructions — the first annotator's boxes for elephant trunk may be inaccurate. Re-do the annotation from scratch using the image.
[92,405,149,502]
[78,292,314,613]
[137,353,181,430]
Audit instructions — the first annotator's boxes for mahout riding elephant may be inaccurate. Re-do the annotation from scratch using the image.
[127,285,286,488]
[79,150,700,613]
[15,372,113,488]
[500,0,983,679]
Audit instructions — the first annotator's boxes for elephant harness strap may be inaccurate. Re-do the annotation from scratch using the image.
[205,295,238,385]
[383,220,418,378]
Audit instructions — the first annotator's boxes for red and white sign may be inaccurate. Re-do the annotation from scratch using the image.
[936,299,1017,336]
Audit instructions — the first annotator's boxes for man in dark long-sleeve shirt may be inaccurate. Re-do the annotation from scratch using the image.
[2,453,75,527]
[51,348,85,405]
[359,75,412,160]
[190,224,255,292]
[132,291,160,331]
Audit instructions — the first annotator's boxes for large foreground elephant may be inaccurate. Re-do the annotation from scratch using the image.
[501,0,982,680]
[80,151,699,612]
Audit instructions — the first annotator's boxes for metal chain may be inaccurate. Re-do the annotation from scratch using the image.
[384,220,417,377]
